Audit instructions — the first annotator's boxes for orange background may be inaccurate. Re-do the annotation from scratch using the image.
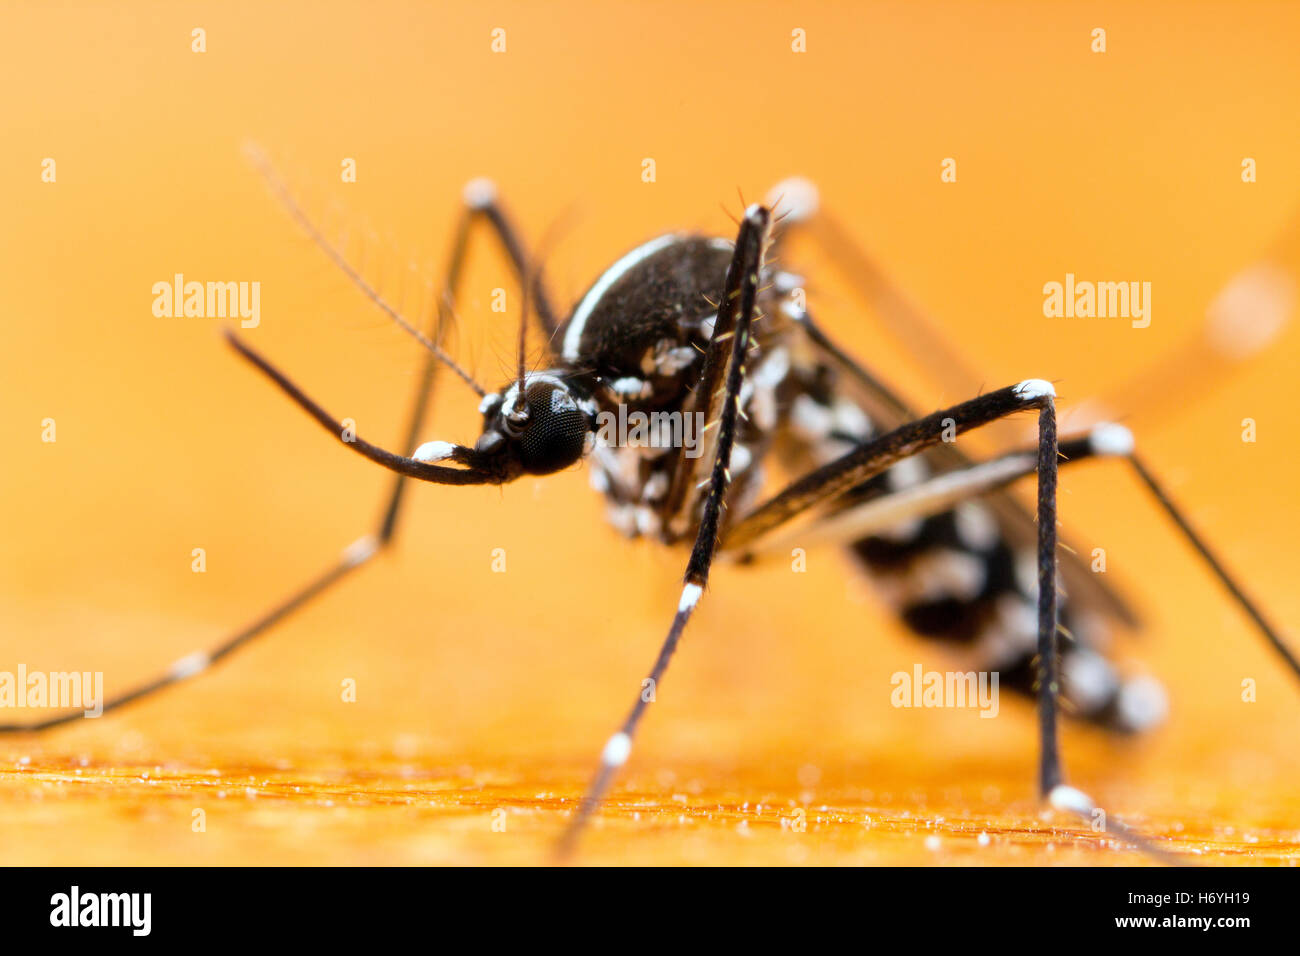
[1,1,1297,865]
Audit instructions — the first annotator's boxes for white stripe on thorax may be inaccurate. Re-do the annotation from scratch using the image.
[562,235,681,362]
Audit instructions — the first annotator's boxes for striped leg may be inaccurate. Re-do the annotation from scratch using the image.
[719,381,1186,855]
[557,204,771,856]
[728,406,1293,857]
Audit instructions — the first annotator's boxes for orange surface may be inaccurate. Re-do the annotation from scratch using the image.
[1,1,1298,865]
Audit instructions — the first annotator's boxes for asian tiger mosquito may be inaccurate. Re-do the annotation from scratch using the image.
[5,152,1297,863]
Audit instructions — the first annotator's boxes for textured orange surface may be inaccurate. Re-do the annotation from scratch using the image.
[1,1,1298,865]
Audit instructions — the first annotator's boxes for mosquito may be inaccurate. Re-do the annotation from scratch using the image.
[6,153,1297,863]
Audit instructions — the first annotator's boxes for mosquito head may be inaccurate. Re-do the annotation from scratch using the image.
[471,373,595,476]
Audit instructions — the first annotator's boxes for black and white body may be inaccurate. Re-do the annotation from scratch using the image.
[422,210,1164,734]
[8,158,1296,862]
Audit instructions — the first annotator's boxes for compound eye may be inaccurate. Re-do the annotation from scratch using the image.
[516,382,590,475]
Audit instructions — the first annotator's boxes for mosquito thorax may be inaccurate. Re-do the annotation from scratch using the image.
[474,373,597,476]
[559,234,739,411]
[554,232,793,541]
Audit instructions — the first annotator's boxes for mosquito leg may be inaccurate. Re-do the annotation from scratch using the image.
[659,239,767,533]
[718,381,1076,796]
[0,342,496,734]
[724,381,1062,551]
[380,180,554,537]
[556,204,771,857]
[1048,785,1186,865]
[0,542,376,733]
[788,301,1137,626]
[1032,393,1063,794]
[452,178,562,343]
[722,422,1194,858]
[0,180,531,734]
[765,177,988,416]
[1125,453,1300,681]
[726,400,1252,858]
[735,425,1132,555]
[770,174,1296,465]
